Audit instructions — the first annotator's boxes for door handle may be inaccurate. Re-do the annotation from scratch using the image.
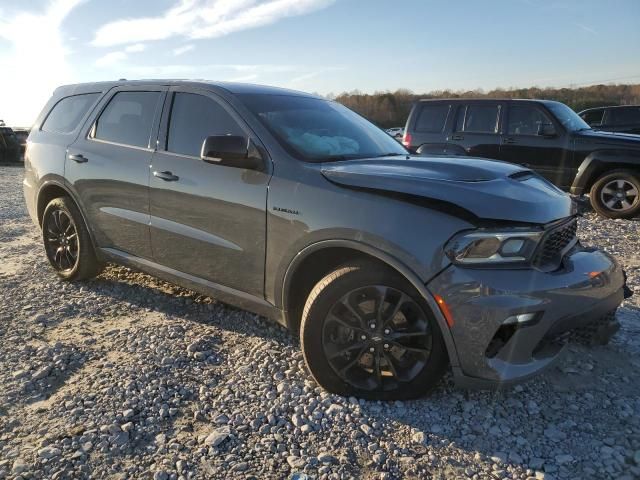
[502,137,516,144]
[451,134,464,141]
[68,154,88,163]
[153,170,179,181]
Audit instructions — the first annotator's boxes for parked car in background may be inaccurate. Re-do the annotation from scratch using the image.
[385,127,404,139]
[0,126,21,163]
[13,128,30,159]
[403,98,640,219]
[579,105,640,135]
[23,80,628,399]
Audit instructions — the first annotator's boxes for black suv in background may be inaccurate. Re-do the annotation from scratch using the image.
[13,128,30,159]
[579,105,640,135]
[0,126,21,163]
[403,99,640,219]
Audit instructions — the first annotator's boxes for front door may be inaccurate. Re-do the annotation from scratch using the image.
[499,103,573,188]
[66,87,166,259]
[149,87,270,297]
[446,102,503,160]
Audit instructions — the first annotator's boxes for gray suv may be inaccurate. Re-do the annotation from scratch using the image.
[24,80,629,400]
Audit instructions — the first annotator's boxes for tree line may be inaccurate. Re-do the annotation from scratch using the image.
[331,83,640,128]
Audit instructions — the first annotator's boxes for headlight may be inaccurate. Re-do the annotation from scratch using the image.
[445,229,543,265]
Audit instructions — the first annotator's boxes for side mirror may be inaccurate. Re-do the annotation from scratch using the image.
[537,123,557,137]
[200,135,263,170]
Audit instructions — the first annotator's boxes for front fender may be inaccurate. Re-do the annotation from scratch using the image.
[571,150,640,195]
[281,238,461,370]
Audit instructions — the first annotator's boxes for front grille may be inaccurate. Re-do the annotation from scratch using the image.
[532,218,578,271]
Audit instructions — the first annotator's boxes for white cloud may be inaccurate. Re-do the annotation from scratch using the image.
[227,73,259,82]
[289,67,345,84]
[172,44,195,56]
[123,63,298,77]
[573,22,597,35]
[125,43,147,53]
[95,51,127,67]
[92,0,336,47]
[0,0,85,126]
[95,43,146,68]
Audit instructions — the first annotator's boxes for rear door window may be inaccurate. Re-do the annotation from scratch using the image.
[611,107,640,126]
[455,104,500,133]
[414,104,450,132]
[41,93,101,134]
[94,91,161,148]
[167,92,243,157]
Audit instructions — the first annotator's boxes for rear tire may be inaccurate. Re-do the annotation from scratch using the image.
[42,197,103,281]
[589,170,640,219]
[300,260,448,400]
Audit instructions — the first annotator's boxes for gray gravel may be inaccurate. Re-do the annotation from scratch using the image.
[0,165,639,479]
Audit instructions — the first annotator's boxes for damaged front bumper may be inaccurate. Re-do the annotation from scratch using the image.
[427,245,629,389]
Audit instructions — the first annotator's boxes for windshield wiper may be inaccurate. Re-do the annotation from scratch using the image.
[320,152,407,162]
[371,153,408,158]
[320,154,367,162]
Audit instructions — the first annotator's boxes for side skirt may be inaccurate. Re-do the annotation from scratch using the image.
[100,247,287,327]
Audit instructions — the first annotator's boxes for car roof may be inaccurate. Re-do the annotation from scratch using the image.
[416,98,563,105]
[53,79,321,99]
[579,105,640,112]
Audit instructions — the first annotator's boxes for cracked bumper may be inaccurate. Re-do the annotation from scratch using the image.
[427,246,626,388]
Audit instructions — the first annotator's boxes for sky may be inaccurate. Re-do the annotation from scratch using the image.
[0,0,639,126]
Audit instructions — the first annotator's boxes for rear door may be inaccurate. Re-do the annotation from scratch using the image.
[149,86,270,297]
[446,102,503,159]
[499,102,573,188]
[66,85,166,259]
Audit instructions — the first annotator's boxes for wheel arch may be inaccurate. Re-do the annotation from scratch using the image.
[36,180,101,256]
[37,180,72,226]
[281,239,461,368]
[572,151,640,195]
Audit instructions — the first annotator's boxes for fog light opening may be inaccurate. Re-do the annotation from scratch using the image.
[485,324,519,358]
[502,312,538,326]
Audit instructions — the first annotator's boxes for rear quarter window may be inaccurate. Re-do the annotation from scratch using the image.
[41,93,101,134]
[414,104,450,133]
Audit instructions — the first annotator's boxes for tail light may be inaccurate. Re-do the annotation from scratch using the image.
[402,132,412,148]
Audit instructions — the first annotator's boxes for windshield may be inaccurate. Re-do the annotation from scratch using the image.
[546,102,591,132]
[238,94,407,162]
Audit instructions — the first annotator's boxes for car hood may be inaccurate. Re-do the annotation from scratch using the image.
[575,129,640,148]
[320,156,573,225]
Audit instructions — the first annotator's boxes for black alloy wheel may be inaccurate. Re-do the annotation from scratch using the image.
[44,208,79,272]
[322,285,433,392]
[300,261,448,400]
[41,196,104,281]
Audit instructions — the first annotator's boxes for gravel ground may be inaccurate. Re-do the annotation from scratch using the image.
[0,165,639,480]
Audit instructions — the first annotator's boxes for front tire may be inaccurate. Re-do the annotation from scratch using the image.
[590,170,640,219]
[300,261,448,400]
[42,197,103,281]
